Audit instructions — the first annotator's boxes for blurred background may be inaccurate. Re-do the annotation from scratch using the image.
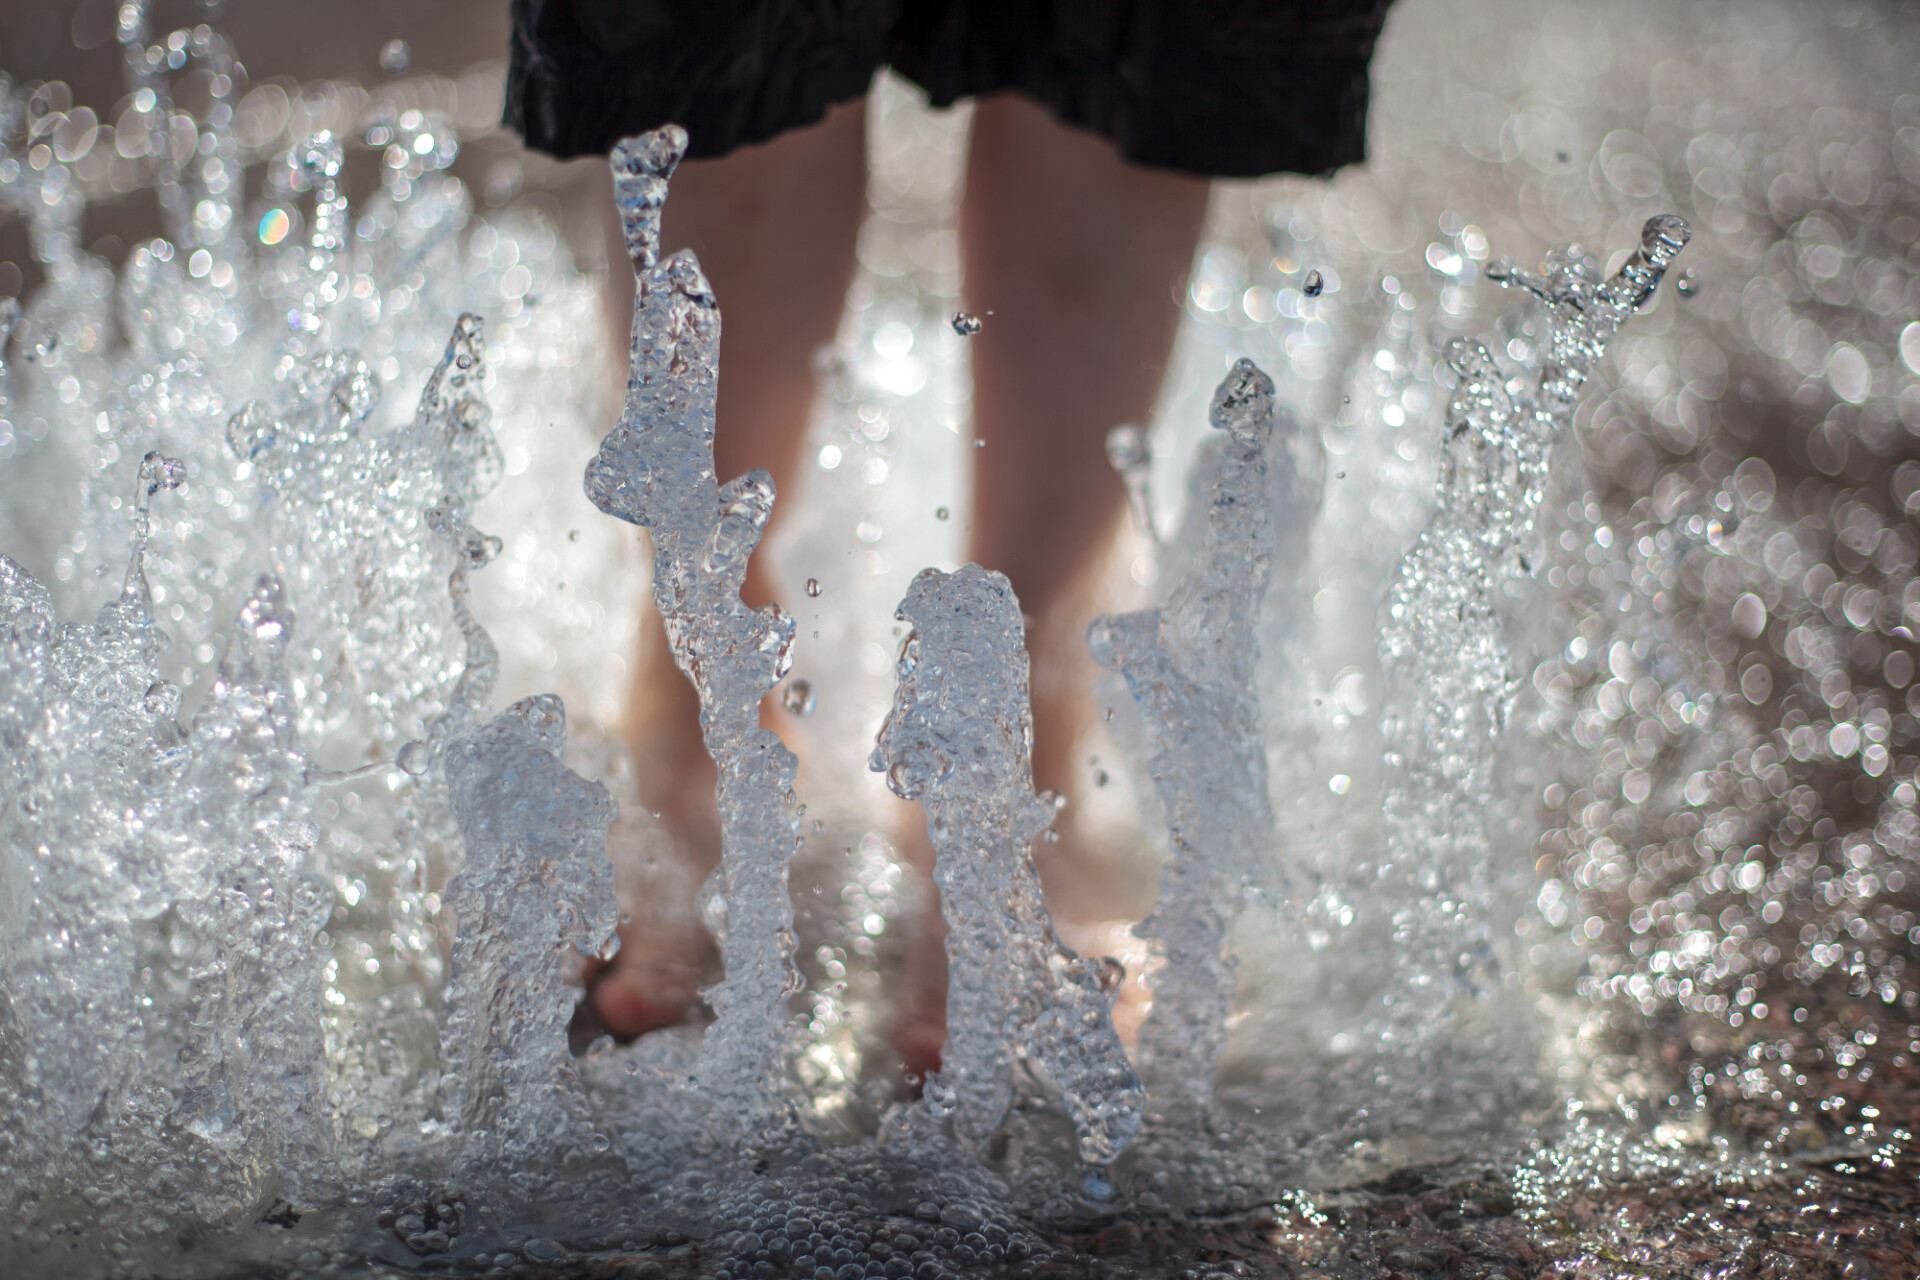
[0,0,608,311]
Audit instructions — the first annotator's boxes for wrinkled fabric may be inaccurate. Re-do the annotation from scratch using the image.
[506,0,1394,178]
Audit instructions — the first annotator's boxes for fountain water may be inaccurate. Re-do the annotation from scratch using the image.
[1,1,1916,1276]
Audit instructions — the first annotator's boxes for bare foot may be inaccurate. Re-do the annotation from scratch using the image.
[573,629,724,1043]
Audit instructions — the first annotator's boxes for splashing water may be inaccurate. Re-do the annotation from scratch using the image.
[1089,360,1286,1120]
[873,564,1143,1163]
[586,126,802,1125]
[3,1,1917,1275]
[1371,218,1691,1047]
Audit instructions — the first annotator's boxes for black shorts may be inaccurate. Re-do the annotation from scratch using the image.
[505,0,1394,179]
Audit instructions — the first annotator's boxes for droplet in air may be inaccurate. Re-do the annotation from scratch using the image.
[805,577,822,597]
[139,452,187,500]
[568,529,580,542]
[950,312,982,336]
[463,532,503,569]
[397,741,431,776]
[1675,267,1699,298]
[781,678,816,717]
[973,438,986,449]
[379,39,412,75]
[1105,423,1156,541]
[935,507,949,521]
[226,401,276,459]
[1303,269,1325,297]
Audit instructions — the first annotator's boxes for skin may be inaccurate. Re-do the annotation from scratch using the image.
[586,94,1210,1073]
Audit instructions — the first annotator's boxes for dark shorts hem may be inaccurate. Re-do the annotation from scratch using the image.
[505,1,1390,180]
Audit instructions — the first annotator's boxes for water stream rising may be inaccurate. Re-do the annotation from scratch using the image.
[2,3,1916,1275]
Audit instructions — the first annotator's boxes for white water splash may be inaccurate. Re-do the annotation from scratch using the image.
[873,564,1143,1162]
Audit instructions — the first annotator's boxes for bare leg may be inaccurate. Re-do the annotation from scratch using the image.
[893,95,1211,1074]
[591,100,869,1040]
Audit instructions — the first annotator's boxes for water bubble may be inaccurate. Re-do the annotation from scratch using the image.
[1303,269,1325,297]
[950,312,982,336]
[805,577,822,597]
[781,678,816,717]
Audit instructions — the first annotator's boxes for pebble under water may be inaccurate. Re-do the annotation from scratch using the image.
[1,1,1917,1277]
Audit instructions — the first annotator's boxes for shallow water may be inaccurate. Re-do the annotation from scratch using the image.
[1,0,1917,1276]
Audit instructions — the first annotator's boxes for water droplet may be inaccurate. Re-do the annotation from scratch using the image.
[522,1239,565,1264]
[1303,269,1325,297]
[781,678,816,717]
[1675,267,1699,298]
[397,741,430,776]
[935,507,949,521]
[139,452,186,499]
[1105,424,1156,540]
[1105,423,1149,474]
[464,532,503,569]
[950,311,982,336]
[805,577,822,597]
[144,681,181,719]
[922,1072,959,1117]
[378,39,411,75]
[568,528,580,542]
[974,439,986,449]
